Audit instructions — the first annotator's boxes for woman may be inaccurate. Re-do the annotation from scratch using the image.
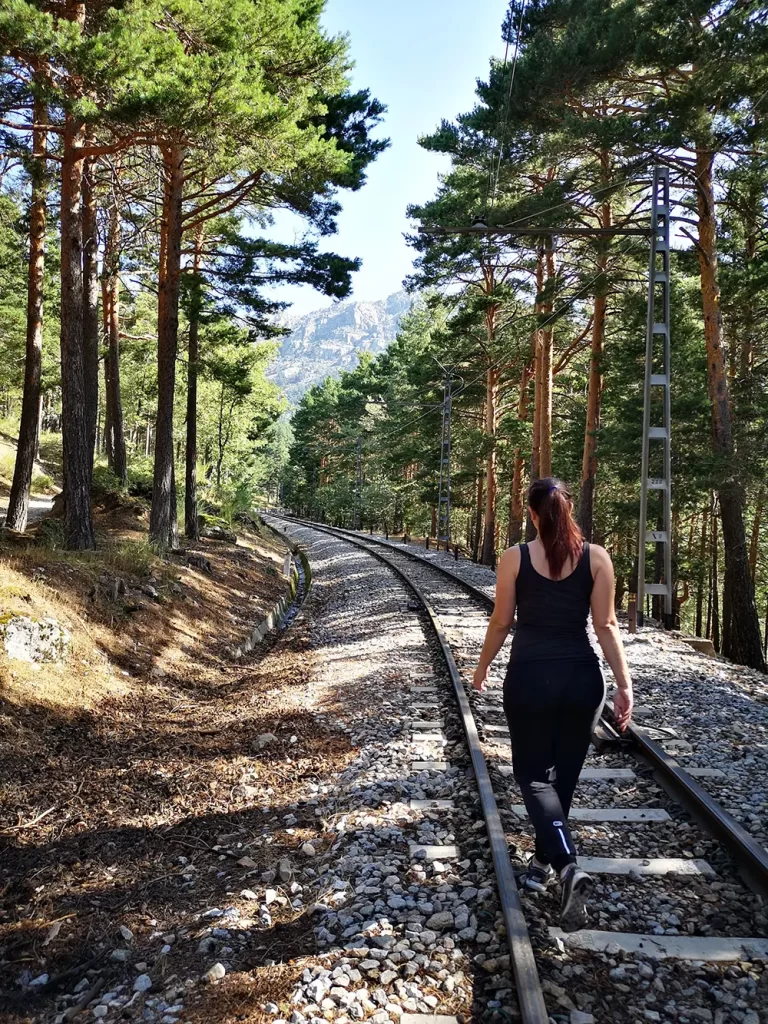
[473,477,633,932]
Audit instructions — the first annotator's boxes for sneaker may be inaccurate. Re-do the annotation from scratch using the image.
[559,863,593,931]
[520,856,554,893]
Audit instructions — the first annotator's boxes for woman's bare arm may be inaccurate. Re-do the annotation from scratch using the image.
[472,546,519,691]
[590,544,633,729]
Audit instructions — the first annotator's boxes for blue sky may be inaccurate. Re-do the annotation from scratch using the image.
[269,0,509,316]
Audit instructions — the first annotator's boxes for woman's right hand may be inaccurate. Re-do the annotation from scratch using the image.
[613,686,633,732]
[472,665,489,692]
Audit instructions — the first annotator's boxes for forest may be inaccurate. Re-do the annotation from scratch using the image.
[284,0,768,673]
[0,0,766,675]
[0,0,385,545]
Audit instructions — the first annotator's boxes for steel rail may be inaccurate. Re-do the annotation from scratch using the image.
[268,515,549,1024]
[277,516,768,897]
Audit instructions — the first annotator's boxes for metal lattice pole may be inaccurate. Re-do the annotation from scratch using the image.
[436,373,452,550]
[637,166,673,627]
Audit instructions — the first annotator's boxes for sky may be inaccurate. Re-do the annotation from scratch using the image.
[268,0,509,316]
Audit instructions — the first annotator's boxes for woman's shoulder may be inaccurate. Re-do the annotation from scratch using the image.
[498,544,524,574]
[585,543,612,571]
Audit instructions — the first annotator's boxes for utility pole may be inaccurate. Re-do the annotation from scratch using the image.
[354,434,362,530]
[436,370,453,550]
[637,166,673,627]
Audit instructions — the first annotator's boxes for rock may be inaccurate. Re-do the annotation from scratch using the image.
[203,908,224,919]
[187,553,213,574]
[240,889,259,900]
[425,911,453,930]
[278,858,292,881]
[143,585,159,600]
[198,937,218,954]
[93,1008,108,1019]
[204,525,237,543]
[255,733,278,751]
[264,888,278,905]
[306,978,330,1002]
[203,963,226,983]
[134,975,152,993]
[119,925,134,942]
[29,974,49,987]
[570,1013,596,1024]
[237,857,258,869]
[2,616,70,664]
[300,842,317,858]
[111,949,131,962]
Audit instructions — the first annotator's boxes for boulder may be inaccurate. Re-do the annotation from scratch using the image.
[1,615,71,664]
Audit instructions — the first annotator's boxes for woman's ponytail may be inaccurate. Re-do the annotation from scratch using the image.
[527,477,583,578]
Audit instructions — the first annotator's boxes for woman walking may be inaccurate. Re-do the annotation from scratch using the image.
[473,477,633,931]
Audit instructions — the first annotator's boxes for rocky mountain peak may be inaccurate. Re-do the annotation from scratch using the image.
[268,290,411,404]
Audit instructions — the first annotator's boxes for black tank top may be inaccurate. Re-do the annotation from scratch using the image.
[508,542,598,664]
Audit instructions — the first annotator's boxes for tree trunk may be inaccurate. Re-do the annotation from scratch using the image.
[60,46,95,550]
[472,471,484,563]
[539,240,555,479]
[695,146,765,670]
[150,143,185,548]
[749,487,764,584]
[480,364,499,565]
[6,96,46,533]
[102,276,113,463]
[695,505,708,637]
[711,498,720,653]
[530,249,544,484]
[577,181,611,539]
[509,450,524,545]
[82,155,100,465]
[185,225,204,539]
[216,384,226,488]
[102,194,127,483]
[509,361,531,546]
[577,280,607,539]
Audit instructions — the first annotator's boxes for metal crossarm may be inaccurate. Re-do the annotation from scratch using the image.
[637,167,673,625]
[436,374,452,548]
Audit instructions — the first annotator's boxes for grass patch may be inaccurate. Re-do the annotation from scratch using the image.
[100,539,156,578]
[0,451,14,483]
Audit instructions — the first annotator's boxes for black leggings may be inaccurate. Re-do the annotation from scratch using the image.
[503,659,605,872]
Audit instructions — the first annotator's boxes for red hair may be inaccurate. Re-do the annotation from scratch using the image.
[528,477,583,579]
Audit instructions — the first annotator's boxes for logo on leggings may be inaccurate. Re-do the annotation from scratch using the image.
[553,820,563,827]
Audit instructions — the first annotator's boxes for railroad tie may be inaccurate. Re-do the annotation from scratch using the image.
[509,805,671,822]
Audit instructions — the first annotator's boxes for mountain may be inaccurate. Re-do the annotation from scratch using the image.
[268,290,411,404]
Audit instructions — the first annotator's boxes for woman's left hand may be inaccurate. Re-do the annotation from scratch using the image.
[472,665,489,691]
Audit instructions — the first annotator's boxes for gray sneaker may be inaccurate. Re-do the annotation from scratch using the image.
[559,863,593,931]
[521,856,554,893]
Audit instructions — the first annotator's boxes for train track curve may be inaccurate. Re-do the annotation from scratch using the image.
[268,514,768,1024]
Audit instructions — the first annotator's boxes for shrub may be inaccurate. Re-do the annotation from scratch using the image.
[92,464,122,498]
[31,472,53,494]
[37,517,65,550]
[127,458,154,500]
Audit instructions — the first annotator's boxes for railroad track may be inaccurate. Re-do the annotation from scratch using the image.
[268,515,768,1024]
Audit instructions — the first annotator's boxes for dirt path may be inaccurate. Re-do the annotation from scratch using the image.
[0,494,54,524]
